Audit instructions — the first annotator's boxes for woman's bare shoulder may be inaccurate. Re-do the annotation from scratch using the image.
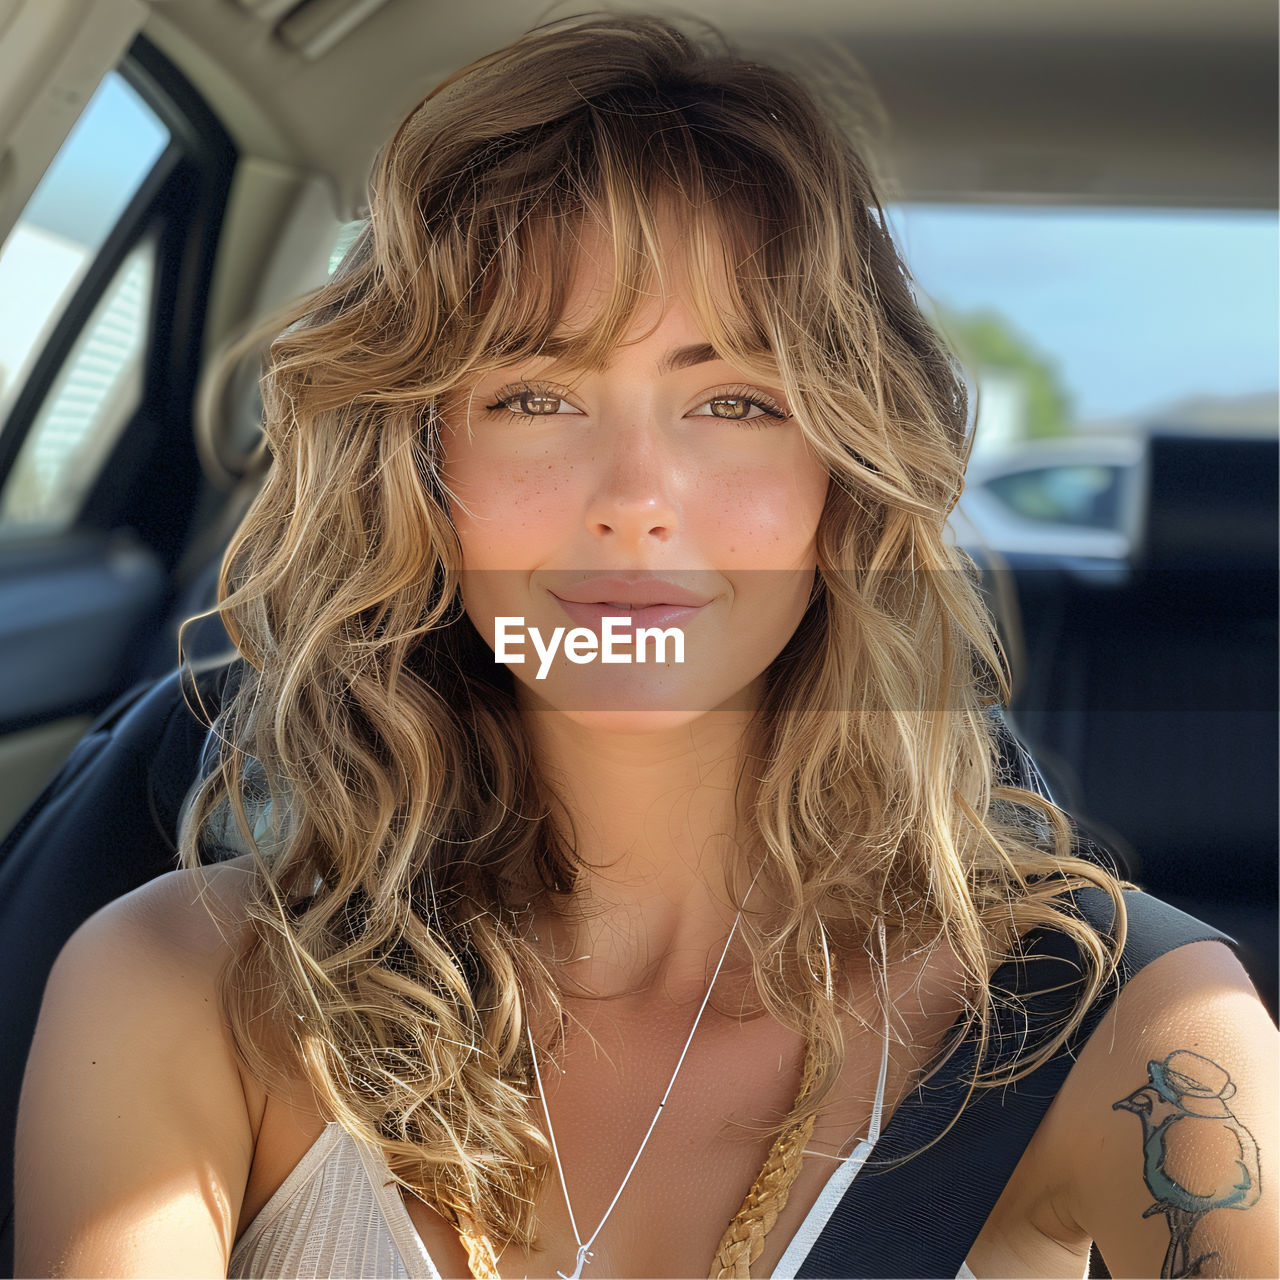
[15,857,267,1275]
[33,855,265,1065]
[48,854,276,1115]
[81,853,261,953]
[1032,940,1278,1277]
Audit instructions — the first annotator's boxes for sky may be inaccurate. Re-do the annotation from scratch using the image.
[888,204,1279,423]
[3,72,1277,429]
[23,73,169,246]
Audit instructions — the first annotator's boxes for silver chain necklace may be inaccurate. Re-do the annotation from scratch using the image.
[526,901,748,1280]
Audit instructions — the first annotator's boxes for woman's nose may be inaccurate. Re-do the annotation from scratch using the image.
[583,421,680,547]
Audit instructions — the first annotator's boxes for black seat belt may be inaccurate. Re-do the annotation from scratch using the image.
[795,889,1233,1279]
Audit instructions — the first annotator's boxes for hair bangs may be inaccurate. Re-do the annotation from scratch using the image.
[439,107,797,385]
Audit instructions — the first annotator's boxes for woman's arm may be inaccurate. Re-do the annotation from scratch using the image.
[1055,940,1278,1278]
[15,867,259,1278]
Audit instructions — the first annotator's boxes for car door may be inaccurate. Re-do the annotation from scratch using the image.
[0,0,235,840]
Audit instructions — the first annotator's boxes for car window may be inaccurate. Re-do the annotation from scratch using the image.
[894,205,1277,555]
[888,205,1278,446]
[0,240,155,530]
[985,463,1125,529]
[0,70,170,533]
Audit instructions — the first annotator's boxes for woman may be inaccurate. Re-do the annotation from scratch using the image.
[16,14,1277,1279]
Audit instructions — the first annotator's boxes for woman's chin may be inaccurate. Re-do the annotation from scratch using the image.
[553,706,720,736]
[512,667,760,736]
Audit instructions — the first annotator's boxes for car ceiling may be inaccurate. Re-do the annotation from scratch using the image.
[144,0,1278,219]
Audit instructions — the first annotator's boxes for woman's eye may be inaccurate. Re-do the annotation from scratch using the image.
[706,397,759,420]
[514,392,565,415]
[485,386,581,416]
[689,393,789,422]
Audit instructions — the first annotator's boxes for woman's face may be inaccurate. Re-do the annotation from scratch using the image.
[439,240,830,732]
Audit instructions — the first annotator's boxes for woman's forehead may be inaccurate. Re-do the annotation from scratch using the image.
[557,214,725,317]
[517,211,776,372]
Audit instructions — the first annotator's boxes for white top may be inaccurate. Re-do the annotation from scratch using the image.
[225,1009,977,1279]
[226,1118,977,1279]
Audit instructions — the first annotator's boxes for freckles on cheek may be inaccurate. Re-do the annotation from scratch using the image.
[448,451,580,561]
[695,463,825,561]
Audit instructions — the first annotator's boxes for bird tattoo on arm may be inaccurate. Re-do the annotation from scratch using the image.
[1113,1050,1262,1278]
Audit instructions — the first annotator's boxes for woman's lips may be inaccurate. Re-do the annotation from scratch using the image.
[549,595,709,635]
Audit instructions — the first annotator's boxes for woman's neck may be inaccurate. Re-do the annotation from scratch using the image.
[519,706,760,1002]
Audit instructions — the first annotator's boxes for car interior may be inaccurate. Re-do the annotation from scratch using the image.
[0,0,1275,1273]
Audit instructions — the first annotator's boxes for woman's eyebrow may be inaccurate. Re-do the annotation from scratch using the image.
[659,343,722,373]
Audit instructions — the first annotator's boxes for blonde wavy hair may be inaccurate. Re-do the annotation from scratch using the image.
[180,12,1126,1250]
